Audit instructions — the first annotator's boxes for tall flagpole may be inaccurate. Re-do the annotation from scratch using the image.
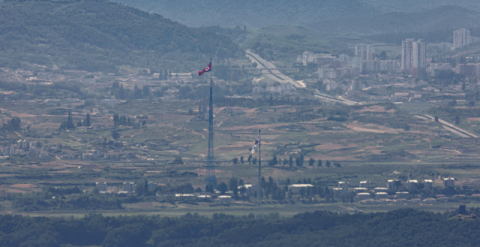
[205,58,217,188]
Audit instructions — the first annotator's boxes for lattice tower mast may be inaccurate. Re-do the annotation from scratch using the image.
[205,65,217,188]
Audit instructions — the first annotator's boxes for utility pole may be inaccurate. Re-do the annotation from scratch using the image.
[256,129,263,218]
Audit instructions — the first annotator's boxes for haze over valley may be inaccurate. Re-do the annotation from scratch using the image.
[0,0,480,246]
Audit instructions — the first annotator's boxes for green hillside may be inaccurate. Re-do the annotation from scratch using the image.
[0,0,242,72]
[113,0,374,28]
[308,5,480,35]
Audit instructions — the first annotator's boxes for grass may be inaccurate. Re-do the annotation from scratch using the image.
[1,83,480,214]
[8,200,463,219]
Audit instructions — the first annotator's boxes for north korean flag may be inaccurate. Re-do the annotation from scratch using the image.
[198,62,212,76]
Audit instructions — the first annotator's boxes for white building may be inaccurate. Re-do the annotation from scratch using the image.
[360,181,370,190]
[323,79,338,91]
[333,187,344,199]
[318,68,337,80]
[355,44,375,61]
[238,184,254,195]
[96,182,107,192]
[424,179,433,190]
[354,187,368,193]
[379,60,397,72]
[338,54,350,63]
[303,51,315,66]
[443,178,455,188]
[351,57,363,70]
[395,191,409,198]
[338,181,349,191]
[175,193,195,198]
[402,39,426,74]
[374,187,388,193]
[375,192,388,199]
[288,184,313,194]
[148,182,157,192]
[364,60,379,72]
[453,28,472,50]
[356,192,371,201]
[217,195,232,202]
[122,182,135,193]
[386,180,396,192]
[427,63,452,76]
[314,54,336,66]
[407,180,418,190]
[427,42,453,54]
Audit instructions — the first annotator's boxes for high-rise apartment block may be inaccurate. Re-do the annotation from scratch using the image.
[453,28,472,50]
[402,39,426,74]
[355,44,375,61]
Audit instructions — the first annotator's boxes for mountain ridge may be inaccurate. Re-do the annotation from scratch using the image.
[308,5,480,35]
[0,0,242,71]
[112,0,480,31]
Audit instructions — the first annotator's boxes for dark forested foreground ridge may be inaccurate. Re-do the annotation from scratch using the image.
[0,0,242,71]
[1,209,479,247]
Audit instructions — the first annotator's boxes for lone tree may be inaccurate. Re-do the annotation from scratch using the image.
[217,182,228,194]
[326,160,331,167]
[309,157,315,166]
[295,154,304,167]
[59,111,75,130]
[229,178,238,197]
[317,159,322,167]
[85,113,91,127]
[268,155,278,166]
[240,156,244,164]
[205,183,214,193]
[111,130,120,140]
[232,157,238,164]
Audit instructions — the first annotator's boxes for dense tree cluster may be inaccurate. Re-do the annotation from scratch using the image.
[0,209,478,246]
[111,82,150,100]
[2,117,21,131]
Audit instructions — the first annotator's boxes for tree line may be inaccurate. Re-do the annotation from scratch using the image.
[0,208,477,246]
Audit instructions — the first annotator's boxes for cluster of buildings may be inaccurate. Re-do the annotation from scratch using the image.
[0,139,49,158]
[301,45,399,82]
[252,83,293,95]
[453,28,473,50]
[299,28,479,84]
[286,177,456,203]
[426,60,480,77]
[58,150,121,161]
[95,181,159,194]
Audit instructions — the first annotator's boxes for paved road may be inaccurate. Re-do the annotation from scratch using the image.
[314,90,358,106]
[246,50,360,106]
[246,50,305,88]
[415,115,478,138]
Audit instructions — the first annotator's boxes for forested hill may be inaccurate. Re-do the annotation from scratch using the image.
[308,5,480,35]
[112,0,374,28]
[113,0,480,30]
[0,0,242,72]
[1,209,479,246]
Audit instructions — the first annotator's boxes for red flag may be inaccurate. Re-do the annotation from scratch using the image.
[198,62,212,76]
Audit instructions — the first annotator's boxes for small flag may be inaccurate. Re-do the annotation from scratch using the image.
[251,134,260,153]
[198,62,212,76]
